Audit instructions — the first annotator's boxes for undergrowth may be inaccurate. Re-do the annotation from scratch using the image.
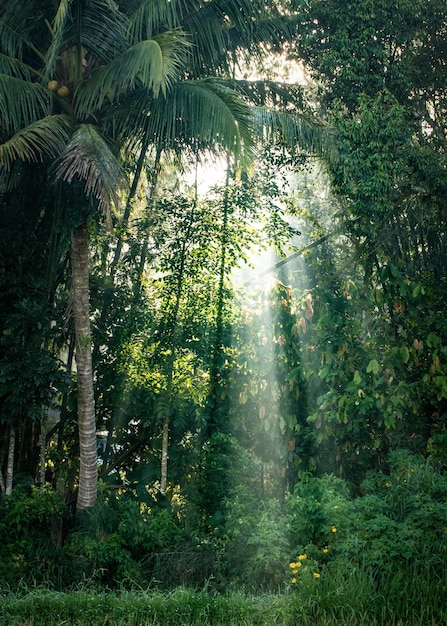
[1,566,446,626]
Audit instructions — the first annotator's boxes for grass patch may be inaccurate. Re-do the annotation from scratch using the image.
[1,574,446,626]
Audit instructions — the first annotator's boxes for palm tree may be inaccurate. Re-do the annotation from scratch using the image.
[1,0,191,509]
[0,0,266,508]
[2,0,335,506]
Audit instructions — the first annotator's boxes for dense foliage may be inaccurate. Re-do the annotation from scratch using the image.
[1,1,447,622]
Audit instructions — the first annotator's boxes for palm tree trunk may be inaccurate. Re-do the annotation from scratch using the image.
[71,216,97,510]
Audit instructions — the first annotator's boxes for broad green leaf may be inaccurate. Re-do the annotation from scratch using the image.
[384,415,397,429]
[426,333,440,348]
[319,366,330,379]
[366,359,380,375]
[389,262,399,278]
[399,346,410,363]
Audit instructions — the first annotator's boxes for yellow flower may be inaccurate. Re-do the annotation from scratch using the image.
[313,572,321,578]
[289,562,296,568]
[331,525,337,533]
[291,578,297,584]
[296,562,302,568]
[333,505,339,509]
[298,554,307,560]
[323,548,329,553]
[385,482,391,488]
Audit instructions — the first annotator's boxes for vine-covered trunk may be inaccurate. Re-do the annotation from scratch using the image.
[207,164,231,435]
[159,196,195,494]
[5,426,15,495]
[71,217,97,510]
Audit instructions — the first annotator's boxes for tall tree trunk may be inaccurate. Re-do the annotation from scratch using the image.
[207,163,231,435]
[133,148,163,302]
[160,410,170,496]
[5,426,15,495]
[159,188,197,495]
[71,217,97,510]
[39,412,47,487]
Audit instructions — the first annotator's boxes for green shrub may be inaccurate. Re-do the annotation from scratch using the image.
[338,450,447,575]
[64,490,187,587]
[0,485,67,587]
[286,473,350,562]
[286,452,447,580]
[222,489,289,588]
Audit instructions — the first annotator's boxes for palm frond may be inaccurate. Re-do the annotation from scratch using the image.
[168,79,255,160]
[232,79,305,109]
[183,0,283,75]
[54,124,122,210]
[229,17,293,56]
[150,30,191,90]
[44,0,128,80]
[127,0,191,41]
[0,114,72,171]
[0,0,39,58]
[44,0,72,80]
[77,0,127,61]
[74,31,190,116]
[0,54,33,81]
[182,4,230,75]
[0,75,52,135]
[112,78,255,165]
[253,108,338,164]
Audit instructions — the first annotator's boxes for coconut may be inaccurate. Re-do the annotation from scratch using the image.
[57,85,70,98]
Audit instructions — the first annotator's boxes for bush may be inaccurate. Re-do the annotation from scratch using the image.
[285,451,447,610]
[286,473,350,564]
[64,490,188,587]
[0,485,67,587]
[338,450,447,576]
[222,488,289,589]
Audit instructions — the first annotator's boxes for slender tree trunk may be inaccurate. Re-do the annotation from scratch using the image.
[109,136,156,281]
[207,164,231,434]
[71,217,97,510]
[133,148,162,301]
[160,411,170,495]
[159,194,196,495]
[5,426,15,495]
[39,412,47,487]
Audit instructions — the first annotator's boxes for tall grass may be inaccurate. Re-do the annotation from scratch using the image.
[1,565,446,626]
